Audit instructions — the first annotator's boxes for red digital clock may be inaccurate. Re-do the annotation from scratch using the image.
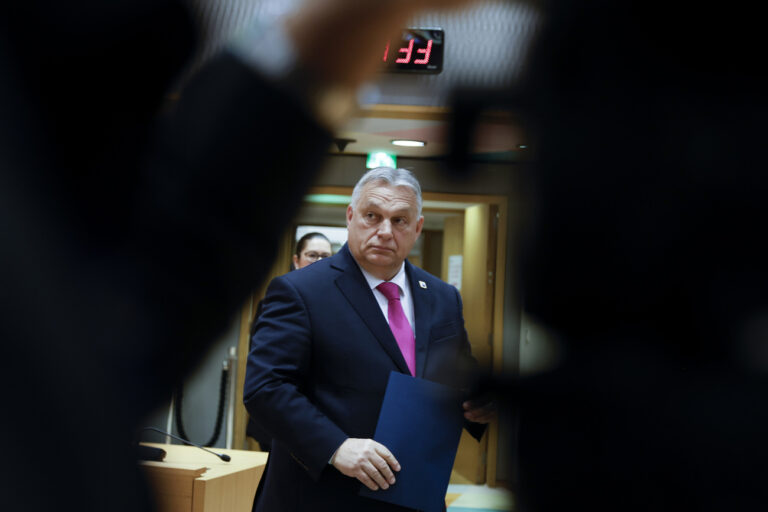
[382,28,444,74]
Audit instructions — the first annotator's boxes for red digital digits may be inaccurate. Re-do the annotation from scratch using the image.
[395,39,414,64]
[413,39,433,65]
[383,38,433,65]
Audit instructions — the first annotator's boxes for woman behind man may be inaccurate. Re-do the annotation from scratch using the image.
[247,231,333,451]
[291,232,333,270]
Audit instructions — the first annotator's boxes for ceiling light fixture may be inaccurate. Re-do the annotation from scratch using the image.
[391,139,426,147]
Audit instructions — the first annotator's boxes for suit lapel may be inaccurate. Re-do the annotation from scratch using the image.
[332,245,411,375]
[406,261,432,378]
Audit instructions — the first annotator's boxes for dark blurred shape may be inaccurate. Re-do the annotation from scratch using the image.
[448,88,526,172]
[488,1,768,510]
[0,1,330,510]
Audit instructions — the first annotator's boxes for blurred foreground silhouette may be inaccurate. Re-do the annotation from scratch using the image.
[494,1,768,510]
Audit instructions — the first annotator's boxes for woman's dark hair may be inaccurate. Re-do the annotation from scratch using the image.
[294,232,331,257]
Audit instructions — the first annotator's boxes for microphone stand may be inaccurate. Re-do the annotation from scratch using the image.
[142,427,231,462]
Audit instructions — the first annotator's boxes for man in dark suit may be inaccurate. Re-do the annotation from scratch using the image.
[245,167,494,511]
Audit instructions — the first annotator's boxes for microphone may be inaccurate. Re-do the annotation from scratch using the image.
[142,427,231,462]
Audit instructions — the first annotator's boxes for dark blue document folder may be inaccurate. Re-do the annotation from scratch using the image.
[359,371,464,512]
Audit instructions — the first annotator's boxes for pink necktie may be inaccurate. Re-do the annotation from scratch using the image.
[376,282,416,376]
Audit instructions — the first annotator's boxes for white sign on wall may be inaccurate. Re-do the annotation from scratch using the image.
[447,255,463,291]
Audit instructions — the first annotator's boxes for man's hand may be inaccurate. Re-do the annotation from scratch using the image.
[330,438,401,491]
[463,399,497,424]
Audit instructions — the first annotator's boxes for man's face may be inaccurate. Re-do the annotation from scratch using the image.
[347,182,424,281]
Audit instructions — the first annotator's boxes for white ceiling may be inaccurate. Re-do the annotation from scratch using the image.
[186,0,540,161]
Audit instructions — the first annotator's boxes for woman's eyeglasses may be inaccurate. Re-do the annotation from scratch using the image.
[303,251,331,262]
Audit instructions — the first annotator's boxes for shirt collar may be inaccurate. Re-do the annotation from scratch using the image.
[358,261,408,293]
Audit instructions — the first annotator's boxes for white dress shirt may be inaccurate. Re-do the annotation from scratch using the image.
[357,262,416,334]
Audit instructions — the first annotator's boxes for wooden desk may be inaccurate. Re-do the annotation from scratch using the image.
[140,443,268,512]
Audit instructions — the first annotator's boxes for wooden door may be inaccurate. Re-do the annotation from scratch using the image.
[234,230,294,451]
[446,204,498,484]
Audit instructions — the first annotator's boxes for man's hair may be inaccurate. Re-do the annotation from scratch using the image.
[349,167,423,216]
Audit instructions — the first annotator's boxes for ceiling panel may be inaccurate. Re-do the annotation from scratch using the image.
[182,0,538,161]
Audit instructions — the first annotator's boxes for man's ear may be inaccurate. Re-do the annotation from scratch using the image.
[415,216,424,237]
[346,205,353,226]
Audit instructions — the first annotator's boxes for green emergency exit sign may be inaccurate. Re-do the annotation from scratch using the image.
[366,151,397,169]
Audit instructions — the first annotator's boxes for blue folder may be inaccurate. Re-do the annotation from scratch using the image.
[359,371,465,512]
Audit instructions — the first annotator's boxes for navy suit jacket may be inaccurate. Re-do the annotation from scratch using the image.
[244,244,484,512]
